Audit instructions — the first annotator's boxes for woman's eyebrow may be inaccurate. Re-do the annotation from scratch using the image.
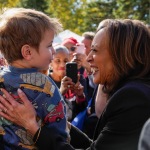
[48,40,53,45]
[91,44,99,48]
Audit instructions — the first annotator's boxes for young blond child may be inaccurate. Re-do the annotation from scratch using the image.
[0,8,70,149]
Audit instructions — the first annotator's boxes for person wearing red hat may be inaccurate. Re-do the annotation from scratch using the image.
[62,37,78,60]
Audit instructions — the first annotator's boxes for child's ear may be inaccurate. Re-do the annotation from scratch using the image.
[21,45,32,60]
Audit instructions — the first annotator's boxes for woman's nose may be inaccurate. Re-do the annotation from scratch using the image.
[86,51,93,62]
[60,62,65,67]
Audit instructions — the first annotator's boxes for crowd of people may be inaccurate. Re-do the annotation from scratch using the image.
[0,7,149,150]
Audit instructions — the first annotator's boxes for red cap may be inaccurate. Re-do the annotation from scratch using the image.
[61,37,78,46]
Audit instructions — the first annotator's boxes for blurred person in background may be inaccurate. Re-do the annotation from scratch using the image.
[81,32,95,56]
[61,37,78,61]
[49,45,87,121]
[62,37,85,75]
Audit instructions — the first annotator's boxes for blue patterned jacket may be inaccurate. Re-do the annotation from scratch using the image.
[0,66,70,150]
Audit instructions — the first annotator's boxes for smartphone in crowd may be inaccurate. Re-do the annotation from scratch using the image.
[66,62,77,84]
[76,43,85,54]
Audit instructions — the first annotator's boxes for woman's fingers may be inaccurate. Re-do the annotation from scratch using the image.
[17,89,30,105]
[0,94,13,111]
[62,76,72,82]
[65,82,74,90]
[0,88,38,135]
[0,88,17,106]
[75,86,84,91]
[62,80,74,86]
[0,102,7,113]
[74,81,80,88]
[61,77,75,88]
[0,103,15,122]
[0,109,13,122]
[79,86,84,90]
[0,104,25,127]
[74,82,84,92]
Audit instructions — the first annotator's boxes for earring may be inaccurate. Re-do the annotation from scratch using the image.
[49,66,53,72]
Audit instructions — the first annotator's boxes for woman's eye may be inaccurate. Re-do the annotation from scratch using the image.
[91,49,97,52]
[55,60,60,62]
[65,60,69,63]
[48,44,52,48]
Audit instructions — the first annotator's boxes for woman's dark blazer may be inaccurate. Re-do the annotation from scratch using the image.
[34,80,150,150]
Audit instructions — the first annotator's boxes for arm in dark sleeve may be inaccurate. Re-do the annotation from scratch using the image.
[70,124,92,149]
[33,126,75,150]
[33,125,92,150]
[91,84,150,150]
[72,100,87,119]
[33,83,150,150]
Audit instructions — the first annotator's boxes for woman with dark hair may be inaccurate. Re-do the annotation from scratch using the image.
[1,19,150,150]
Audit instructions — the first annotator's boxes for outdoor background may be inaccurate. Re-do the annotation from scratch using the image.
[0,0,149,35]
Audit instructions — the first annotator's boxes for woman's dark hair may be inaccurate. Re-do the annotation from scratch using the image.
[97,19,150,97]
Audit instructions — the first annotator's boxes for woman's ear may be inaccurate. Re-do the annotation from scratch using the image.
[21,45,32,60]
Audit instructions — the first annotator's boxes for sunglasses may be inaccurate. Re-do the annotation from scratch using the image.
[70,47,76,52]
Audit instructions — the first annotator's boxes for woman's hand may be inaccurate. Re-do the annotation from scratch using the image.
[60,76,75,95]
[73,75,85,101]
[74,81,84,98]
[0,88,39,137]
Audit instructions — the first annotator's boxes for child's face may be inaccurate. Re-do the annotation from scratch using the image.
[31,30,55,70]
[51,51,70,77]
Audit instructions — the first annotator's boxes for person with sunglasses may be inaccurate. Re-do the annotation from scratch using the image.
[62,37,85,79]
[62,37,78,61]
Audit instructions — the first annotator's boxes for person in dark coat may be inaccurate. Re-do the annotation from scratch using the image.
[0,19,150,150]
